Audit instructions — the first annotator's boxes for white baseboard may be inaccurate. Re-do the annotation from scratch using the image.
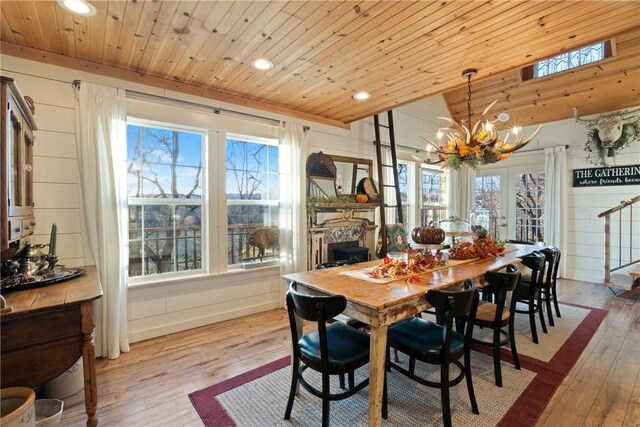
[128,300,281,343]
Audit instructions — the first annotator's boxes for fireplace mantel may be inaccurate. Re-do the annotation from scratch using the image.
[308,205,378,269]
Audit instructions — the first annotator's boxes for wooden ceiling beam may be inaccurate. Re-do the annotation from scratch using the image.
[0,42,350,129]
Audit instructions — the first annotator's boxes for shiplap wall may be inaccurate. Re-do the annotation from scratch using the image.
[0,53,444,343]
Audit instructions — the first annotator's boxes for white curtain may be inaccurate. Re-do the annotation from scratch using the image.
[74,82,129,359]
[544,146,568,277]
[447,165,476,220]
[279,123,308,304]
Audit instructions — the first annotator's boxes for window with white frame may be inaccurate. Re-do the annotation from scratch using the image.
[515,172,545,242]
[127,122,204,278]
[420,167,446,226]
[226,135,279,266]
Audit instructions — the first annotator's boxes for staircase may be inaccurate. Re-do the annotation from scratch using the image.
[598,194,640,298]
[373,111,403,258]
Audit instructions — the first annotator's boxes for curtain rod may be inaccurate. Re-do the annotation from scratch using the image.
[71,80,310,131]
[517,144,569,154]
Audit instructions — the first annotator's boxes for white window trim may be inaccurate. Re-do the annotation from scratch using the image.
[126,118,209,284]
[125,98,281,286]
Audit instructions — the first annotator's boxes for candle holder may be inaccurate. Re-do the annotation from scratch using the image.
[48,255,59,270]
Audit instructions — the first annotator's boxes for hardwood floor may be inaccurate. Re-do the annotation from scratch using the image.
[60,279,639,426]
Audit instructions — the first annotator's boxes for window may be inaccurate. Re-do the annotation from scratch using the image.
[226,135,279,266]
[475,176,501,239]
[420,167,446,226]
[395,162,409,226]
[524,41,611,79]
[127,122,204,278]
[515,172,545,242]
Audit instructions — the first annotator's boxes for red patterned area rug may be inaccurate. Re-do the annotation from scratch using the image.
[189,302,606,427]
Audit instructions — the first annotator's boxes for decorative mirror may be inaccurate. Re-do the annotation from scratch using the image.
[332,155,373,196]
[306,152,373,198]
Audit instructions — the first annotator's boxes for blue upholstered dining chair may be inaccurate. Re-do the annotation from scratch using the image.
[284,282,387,427]
[387,280,480,427]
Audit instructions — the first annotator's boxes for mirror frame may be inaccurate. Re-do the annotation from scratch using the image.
[330,155,373,196]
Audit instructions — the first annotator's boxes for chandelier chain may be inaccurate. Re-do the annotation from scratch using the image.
[467,74,472,127]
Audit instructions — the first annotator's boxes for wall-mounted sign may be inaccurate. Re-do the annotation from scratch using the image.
[573,164,640,187]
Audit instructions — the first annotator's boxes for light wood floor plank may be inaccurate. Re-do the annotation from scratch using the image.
[56,279,639,426]
[584,359,640,426]
[623,369,640,427]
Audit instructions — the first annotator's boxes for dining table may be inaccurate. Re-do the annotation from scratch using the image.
[282,243,537,427]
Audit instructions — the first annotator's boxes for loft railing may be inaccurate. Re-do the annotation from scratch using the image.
[597,195,640,283]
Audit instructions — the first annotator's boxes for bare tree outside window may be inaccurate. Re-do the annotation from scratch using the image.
[226,137,279,265]
[515,172,545,242]
[127,124,203,278]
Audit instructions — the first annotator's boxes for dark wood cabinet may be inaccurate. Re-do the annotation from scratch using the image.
[1,76,37,257]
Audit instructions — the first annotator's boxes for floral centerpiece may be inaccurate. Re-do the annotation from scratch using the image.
[367,249,446,283]
[448,236,505,260]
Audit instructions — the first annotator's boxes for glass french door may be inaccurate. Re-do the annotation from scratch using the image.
[513,170,545,243]
[475,166,545,243]
[475,172,508,240]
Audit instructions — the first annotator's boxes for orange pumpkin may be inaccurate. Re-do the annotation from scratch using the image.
[355,193,369,203]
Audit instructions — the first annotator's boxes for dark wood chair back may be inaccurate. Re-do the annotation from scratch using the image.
[426,279,478,318]
[485,264,521,316]
[520,251,546,288]
[287,282,347,323]
[540,246,561,285]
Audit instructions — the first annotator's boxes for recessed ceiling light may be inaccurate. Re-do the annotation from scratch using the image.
[251,59,273,70]
[353,91,371,101]
[498,112,510,122]
[57,0,96,16]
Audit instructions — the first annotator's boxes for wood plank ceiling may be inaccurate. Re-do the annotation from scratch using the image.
[1,1,639,128]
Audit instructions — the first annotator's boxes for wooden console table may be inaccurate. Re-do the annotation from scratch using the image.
[1,266,103,426]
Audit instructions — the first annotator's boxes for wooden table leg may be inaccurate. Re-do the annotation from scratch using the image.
[368,324,387,427]
[81,302,98,427]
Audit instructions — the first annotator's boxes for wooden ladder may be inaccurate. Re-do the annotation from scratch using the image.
[373,110,404,257]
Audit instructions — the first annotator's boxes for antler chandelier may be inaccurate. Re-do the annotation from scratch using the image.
[419,69,541,170]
